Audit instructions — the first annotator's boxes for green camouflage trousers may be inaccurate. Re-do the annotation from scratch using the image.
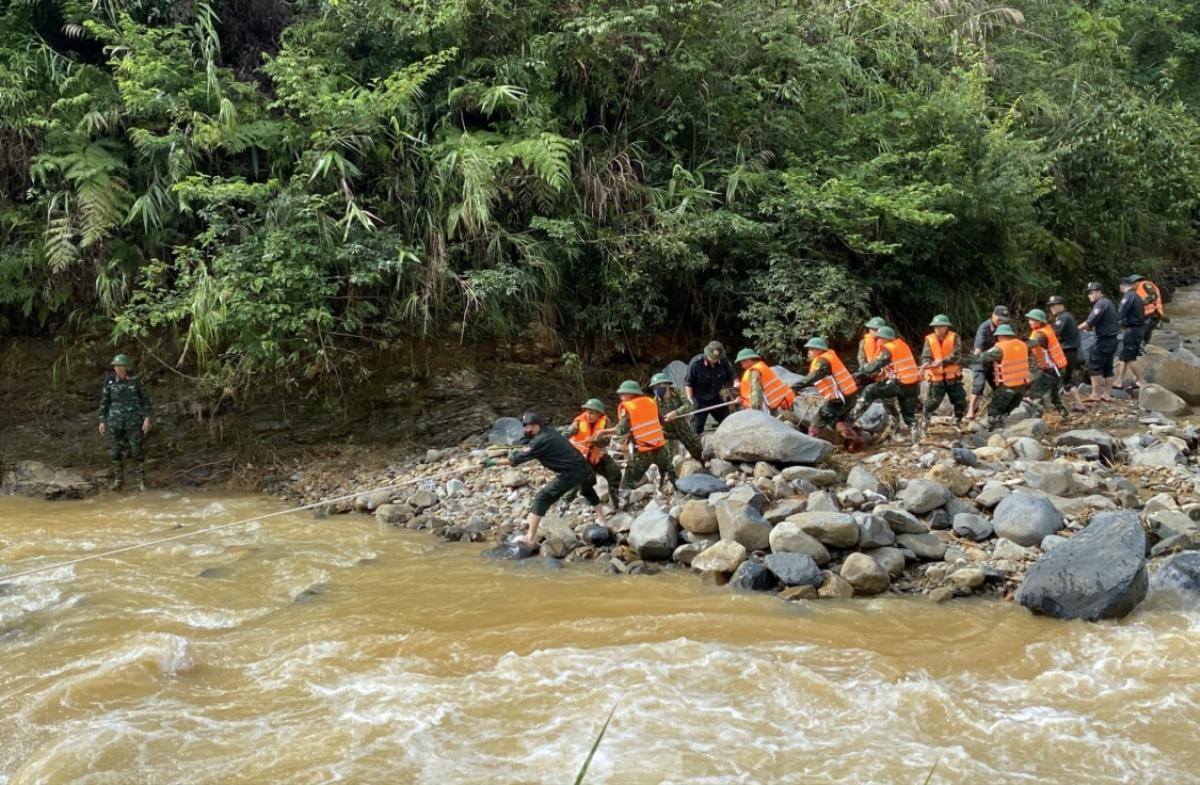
[924,380,967,420]
[987,385,1028,431]
[1028,371,1067,415]
[621,445,675,489]
[860,381,920,427]
[107,421,145,463]
[815,393,857,428]
[664,419,704,461]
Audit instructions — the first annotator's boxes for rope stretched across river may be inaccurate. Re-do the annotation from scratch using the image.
[0,471,461,583]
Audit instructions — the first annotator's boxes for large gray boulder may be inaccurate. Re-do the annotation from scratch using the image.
[1153,552,1200,599]
[1139,383,1189,416]
[785,511,860,549]
[709,410,832,465]
[764,552,822,587]
[1146,355,1200,404]
[675,473,729,497]
[487,417,525,446]
[993,492,1063,547]
[768,522,832,565]
[716,500,772,551]
[628,503,679,560]
[1015,511,1148,621]
[1,461,96,500]
[899,479,951,514]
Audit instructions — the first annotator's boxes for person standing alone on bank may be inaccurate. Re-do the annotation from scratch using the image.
[1079,282,1119,402]
[685,341,737,434]
[97,354,152,491]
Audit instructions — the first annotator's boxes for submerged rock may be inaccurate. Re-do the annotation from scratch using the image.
[482,540,539,560]
[1154,552,1200,599]
[1015,511,1148,621]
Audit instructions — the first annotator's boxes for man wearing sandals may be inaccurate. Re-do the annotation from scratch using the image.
[1079,282,1119,402]
[1114,276,1147,393]
[1046,295,1088,413]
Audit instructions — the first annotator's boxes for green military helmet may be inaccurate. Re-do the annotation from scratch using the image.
[804,337,828,351]
[994,324,1016,337]
[616,380,643,395]
[876,326,896,340]
[929,314,953,328]
[734,348,760,363]
[1130,274,1146,282]
[649,372,674,387]
[111,353,133,367]
[865,317,887,330]
[1025,308,1049,323]
[582,398,605,413]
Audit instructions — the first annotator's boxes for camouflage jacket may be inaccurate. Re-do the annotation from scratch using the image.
[98,375,152,425]
[654,388,693,420]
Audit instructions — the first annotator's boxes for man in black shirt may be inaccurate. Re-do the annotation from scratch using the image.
[1046,296,1086,412]
[1080,281,1119,402]
[1115,276,1146,391]
[685,341,737,434]
[484,412,607,546]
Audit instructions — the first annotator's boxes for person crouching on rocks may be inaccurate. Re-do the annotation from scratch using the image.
[483,411,607,547]
[789,337,865,451]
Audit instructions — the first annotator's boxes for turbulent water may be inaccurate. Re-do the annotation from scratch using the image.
[1,493,1198,785]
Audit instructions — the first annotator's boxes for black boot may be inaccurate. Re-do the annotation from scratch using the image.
[136,461,147,492]
[110,460,124,490]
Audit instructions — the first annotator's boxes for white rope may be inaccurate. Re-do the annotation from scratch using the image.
[0,471,461,583]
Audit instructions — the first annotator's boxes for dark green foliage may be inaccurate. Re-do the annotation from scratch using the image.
[1,0,1199,374]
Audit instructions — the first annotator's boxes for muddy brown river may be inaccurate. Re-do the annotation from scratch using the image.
[1,492,1198,784]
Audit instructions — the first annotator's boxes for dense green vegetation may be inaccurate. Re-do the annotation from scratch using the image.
[2,0,1199,384]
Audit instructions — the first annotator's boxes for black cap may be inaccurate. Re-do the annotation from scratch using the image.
[521,411,545,426]
[992,305,1010,320]
[1086,281,1103,292]
[1120,275,1137,286]
[1046,295,1065,306]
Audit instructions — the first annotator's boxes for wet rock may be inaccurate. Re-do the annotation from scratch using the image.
[582,524,613,546]
[763,498,806,524]
[927,465,972,497]
[780,585,819,601]
[360,489,394,511]
[709,410,833,465]
[0,461,96,500]
[374,504,408,525]
[692,540,747,573]
[857,514,895,549]
[679,499,720,534]
[847,466,889,497]
[876,506,930,535]
[952,513,993,541]
[729,560,779,592]
[818,570,855,599]
[785,511,860,549]
[488,417,525,446]
[993,492,1063,547]
[768,523,832,565]
[1154,552,1200,598]
[198,566,232,579]
[482,539,539,560]
[839,553,890,595]
[542,537,574,559]
[629,503,678,560]
[292,583,329,603]
[1023,462,1079,498]
[866,547,907,579]
[716,500,772,551]
[896,532,948,561]
[899,479,951,514]
[764,552,822,587]
[675,473,729,498]
[1012,438,1047,462]
[1016,511,1148,621]
[928,586,956,603]
[1139,384,1189,416]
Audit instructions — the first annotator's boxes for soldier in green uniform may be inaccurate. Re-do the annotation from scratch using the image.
[973,324,1037,431]
[97,354,152,491]
[649,372,703,462]
[559,399,623,509]
[853,327,921,431]
[601,380,675,503]
[919,314,968,426]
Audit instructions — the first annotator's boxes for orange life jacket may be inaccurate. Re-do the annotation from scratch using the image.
[570,412,609,465]
[1135,280,1164,318]
[861,333,885,381]
[924,331,962,382]
[739,360,796,411]
[811,350,859,401]
[995,339,1032,388]
[1030,325,1067,371]
[883,338,920,385]
[618,396,666,452]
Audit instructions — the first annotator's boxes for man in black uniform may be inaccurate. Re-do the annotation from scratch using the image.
[1046,296,1086,412]
[483,412,607,546]
[1115,276,1146,392]
[966,305,1009,421]
[685,341,737,434]
[1080,281,1120,402]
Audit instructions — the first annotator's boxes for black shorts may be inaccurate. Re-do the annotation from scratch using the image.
[1061,348,1080,390]
[532,466,596,515]
[1089,335,1117,378]
[1119,330,1142,362]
